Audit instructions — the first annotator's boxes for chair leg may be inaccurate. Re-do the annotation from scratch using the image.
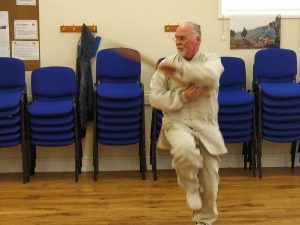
[291,141,297,169]
[257,137,262,178]
[152,139,157,181]
[74,142,79,182]
[246,142,252,171]
[93,142,98,181]
[242,142,247,170]
[298,142,300,163]
[251,139,256,177]
[150,132,158,180]
[21,142,27,184]
[139,141,146,180]
[29,144,36,176]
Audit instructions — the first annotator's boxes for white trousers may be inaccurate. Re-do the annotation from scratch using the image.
[164,121,220,224]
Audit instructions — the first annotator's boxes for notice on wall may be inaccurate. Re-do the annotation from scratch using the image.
[16,0,36,6]
[0,11,10,57]
[14,20,38,40]
[12,40,39,60]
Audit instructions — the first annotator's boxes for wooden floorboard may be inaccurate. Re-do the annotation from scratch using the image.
[0,168,299,225]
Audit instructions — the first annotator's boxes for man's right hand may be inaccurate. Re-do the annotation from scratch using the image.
[184,84,205,101]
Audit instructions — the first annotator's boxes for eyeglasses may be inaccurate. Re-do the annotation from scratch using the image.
[172,35,195,42]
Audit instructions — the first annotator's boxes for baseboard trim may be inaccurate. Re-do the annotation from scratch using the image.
[0,153,299,173]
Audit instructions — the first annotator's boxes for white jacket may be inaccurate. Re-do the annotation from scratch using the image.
[149,50,227,155]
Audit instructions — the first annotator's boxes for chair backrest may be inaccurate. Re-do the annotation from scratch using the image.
[0,57,25,90]
[253,48,297,84]
[31,66,76,99]
[220,57,246,90]
[96,48,141,83]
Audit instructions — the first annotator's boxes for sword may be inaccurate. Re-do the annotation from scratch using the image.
[107,39,211,97]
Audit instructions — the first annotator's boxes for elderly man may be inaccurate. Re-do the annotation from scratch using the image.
[149,22,227,225]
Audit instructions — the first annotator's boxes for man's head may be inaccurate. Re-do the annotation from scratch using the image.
[174,22,201,61]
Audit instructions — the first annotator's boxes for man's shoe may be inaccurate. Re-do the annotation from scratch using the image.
[186,189,202,210]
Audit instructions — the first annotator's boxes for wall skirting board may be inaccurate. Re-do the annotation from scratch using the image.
[0,153,298,173]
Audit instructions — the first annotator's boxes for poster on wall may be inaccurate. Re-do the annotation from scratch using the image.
[0,11,10,57]
[14,20,38,40]
[16,0,36,6]
[230,15,281,49]
[12,40,39,60]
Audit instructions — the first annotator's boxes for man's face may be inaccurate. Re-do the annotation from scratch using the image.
[174,25,201,61]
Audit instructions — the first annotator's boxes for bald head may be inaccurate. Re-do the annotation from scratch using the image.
[175,22,201,61]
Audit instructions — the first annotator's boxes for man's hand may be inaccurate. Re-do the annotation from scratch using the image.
[158,63,177,74]
[184,84,206,101]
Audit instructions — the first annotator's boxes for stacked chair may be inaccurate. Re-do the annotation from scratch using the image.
[218,57,256,176]
[0,57,28,183]
[149,57,164,180]
[93,48,146,181]
[27,66,82,182]
[253,48,300,178]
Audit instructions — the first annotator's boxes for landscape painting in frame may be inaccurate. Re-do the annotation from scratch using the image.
[230,15,281,49]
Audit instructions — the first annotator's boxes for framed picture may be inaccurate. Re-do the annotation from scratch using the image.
[230,15,281,49]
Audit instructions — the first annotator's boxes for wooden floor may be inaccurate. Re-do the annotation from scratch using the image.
[0,168,299,225]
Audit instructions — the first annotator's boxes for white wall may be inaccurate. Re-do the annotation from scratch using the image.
[1,0,299,173]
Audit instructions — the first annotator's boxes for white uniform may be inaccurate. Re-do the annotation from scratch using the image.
[149,50,227,224]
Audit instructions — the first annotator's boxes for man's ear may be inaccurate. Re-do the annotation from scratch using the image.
[197,36,202,44]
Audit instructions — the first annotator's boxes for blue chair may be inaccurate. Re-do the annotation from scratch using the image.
[0,57,28,183]
[149,57,165,180]
[27,66,82,182]
[93,48,146,181]
[253,48,300,178]
[218,57,256,176]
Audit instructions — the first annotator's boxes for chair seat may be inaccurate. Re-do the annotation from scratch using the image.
[263,105,300,114]
[219,121,252,130]
[29,100,73,117]
[31,140,74,147]
[262,96,300,107]
[261,83,300,98]
[97,107,141,117]
[98,115,141,125]
[0,115,20,126]
[30,123,74,133]
[98,137,140,145]
[264,121,300,130]
[0,90,22,110]
[263,113,300,122]
[219,104,252,114]
[263,128,300,137]
[0,107,20,118]
[218,112,252,122]
[223,136,252,143]
[98,130,140,139]
[0,132,21,141]
[221,129,252,137]
[29,114,74,126]
[97,98,141,109]
[98,123,140,131]
[0,125,20,135]
[31,132,74,141]
[97,83,141,99]
[0,140,21,147]
[218,89,253,106]
[263,135,300,143]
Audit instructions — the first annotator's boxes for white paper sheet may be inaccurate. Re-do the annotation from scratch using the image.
[14,20,38,40]
[12,41,39,60]
[16,0,36,6]
[0,11,10,57]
